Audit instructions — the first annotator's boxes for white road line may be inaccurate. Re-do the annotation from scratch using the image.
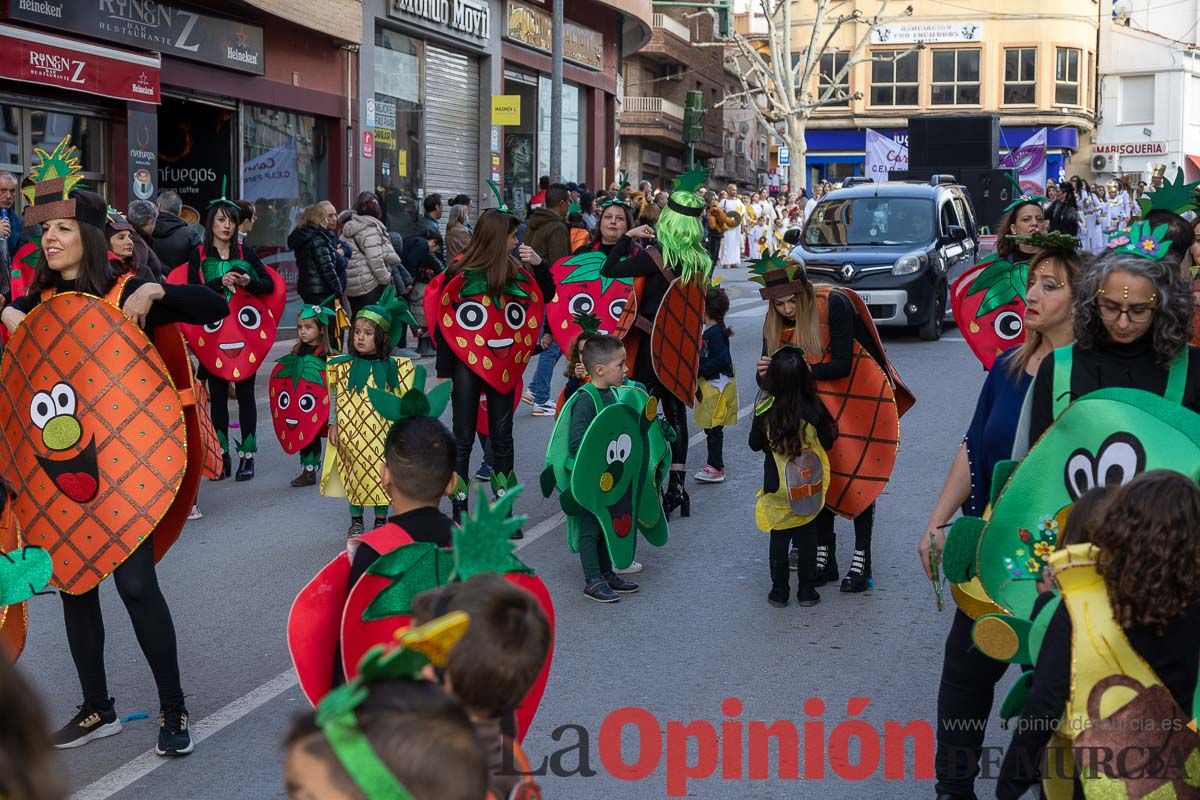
[71,397,761,799]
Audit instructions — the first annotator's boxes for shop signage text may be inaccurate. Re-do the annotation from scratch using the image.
[0,23,161,104]
[1094,142,1168,156]
[871,21,982,44]
[492,95,521,126]
[4,1,265,76]
[128,106,159,202]
[363,132,375,159]
[389,0,490,40]
[505,1,603,70]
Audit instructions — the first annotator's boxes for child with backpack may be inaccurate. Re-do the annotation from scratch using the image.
[750,347,838,608]
[694,285,736,483]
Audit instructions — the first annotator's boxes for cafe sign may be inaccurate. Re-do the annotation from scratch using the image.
[389,0,490,40]
[505,1,603,71]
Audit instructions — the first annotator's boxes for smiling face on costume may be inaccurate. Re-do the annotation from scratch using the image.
[41,218,84,277]
[109,230,134,260]
[772,296,797,322]
[1023,258,1072,336]
[1010,204,1046,238]
[1098,270,1157,345]
[600,205,630,244]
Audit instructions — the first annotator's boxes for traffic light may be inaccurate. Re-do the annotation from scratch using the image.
[716,1,731,37]
[682,90,704,144]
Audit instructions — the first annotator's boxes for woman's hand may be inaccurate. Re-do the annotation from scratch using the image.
[756,355,772,379]
[518,244,542,266]
[2,305,26,335]
[626,224,655,239]
[122,282,165,328]
[918,525,946,581]
[574,362,587,379]
[328,425,339,448]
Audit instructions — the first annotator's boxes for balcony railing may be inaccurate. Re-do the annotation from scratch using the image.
[652,13,691,42]
[623,96,686,119]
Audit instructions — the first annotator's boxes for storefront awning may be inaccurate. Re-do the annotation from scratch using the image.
[1188,155,1200,173]
[0,23,160,104]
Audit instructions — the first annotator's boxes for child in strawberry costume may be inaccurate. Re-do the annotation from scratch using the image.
[271,299,336,487]
[427,202,553,521]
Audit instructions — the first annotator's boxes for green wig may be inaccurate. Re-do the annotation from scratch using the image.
[657,166,713,286]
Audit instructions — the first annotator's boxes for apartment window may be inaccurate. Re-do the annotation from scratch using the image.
[819,51,850,106]
[870,49,919,106]
[932,48,980,105]
[1003,47,1037,105]
[1120,75,1154,123]
[1055,47,1081,106]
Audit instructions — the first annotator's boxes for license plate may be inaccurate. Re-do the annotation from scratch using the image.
[857,292,871,305]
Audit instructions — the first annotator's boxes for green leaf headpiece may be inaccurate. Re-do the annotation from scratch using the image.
[1107,220,1172,261]
[748,249,807,300]
[21,136,105,229]
[357,285,418,349]
[1137,169,1200,217]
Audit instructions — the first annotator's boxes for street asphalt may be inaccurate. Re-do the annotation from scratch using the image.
[15,268,1018,799]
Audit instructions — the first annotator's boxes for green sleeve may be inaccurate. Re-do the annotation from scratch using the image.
[568,392,597,454]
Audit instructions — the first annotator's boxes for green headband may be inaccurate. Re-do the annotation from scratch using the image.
[207,176,240,212]
[299,294,339,324]
[357,285,418,348]
[315,612,470,800]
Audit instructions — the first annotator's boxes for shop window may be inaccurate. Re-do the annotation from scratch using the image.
[1120,75,1154,124]
[1055,47,1081,106]
[538,78,586,185]
[1003,48,1037,105]
[819,51,850,106]
[0,105,107,202]
[931,49,980,106]
[503,69,539,216]
[870,50,919,106]
[374,29,424,237]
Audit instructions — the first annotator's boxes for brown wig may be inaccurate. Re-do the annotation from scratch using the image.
[1006,249,1083,376]
[1092,470,1200,634]
[995,200,1046,259]
[0,657,66,800]
[449,209,520,300]
[758,347,837,456]
[411,574,550,718]
[27,189,114,299]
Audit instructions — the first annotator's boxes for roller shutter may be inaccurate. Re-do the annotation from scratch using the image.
[424,44,480,226]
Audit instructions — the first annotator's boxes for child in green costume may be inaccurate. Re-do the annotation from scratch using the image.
[569,335,643,603]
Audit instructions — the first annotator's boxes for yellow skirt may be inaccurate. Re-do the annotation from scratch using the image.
[694,377,739,429]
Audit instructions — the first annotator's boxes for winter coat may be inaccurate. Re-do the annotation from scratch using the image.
[288,224,344,304]
[131,230,165,281]
[339,212,400,298]
[444,221,471,262]
[151,211,201,271]
[524,207,571,265]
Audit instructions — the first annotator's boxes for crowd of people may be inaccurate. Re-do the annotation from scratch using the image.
[1,135,1198,800]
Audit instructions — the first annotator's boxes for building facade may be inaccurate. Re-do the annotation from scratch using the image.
[618,8,724,188]
[732,0,1099,191]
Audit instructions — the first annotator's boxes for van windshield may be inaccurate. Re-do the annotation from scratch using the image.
[803,197,933,247]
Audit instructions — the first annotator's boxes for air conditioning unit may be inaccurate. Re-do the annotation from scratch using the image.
[1091,152,1116,173]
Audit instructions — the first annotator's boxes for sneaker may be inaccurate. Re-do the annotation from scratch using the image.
[520,388,535,406]
[395,347,420,359]
[474,462,494,482]
[52,701,122,749]
[187,504,203,520]
[613,561,643,574]
[694,466,726,483]
[531,402,557,417]
[347,520,364,540]
[604,571,639,593]
[290,470,317,488]
[584,578,620,603]
[156,703,193,757]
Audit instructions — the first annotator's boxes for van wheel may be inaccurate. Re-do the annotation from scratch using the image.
[918,282,946,341]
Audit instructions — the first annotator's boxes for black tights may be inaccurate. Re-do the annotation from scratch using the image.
[206,373,257,448]
[450,358,514,481]
[60,538,184,709]
[643,377,688,467]
[935,609,1009,794]
[815,503,875,552]
[769,522,817,589]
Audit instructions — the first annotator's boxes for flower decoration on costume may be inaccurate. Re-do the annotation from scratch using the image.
[1109,220,1171,261]
[1136,169,1200,217]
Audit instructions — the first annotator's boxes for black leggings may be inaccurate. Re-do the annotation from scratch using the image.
[450,357,514,481]
[815,503,875,552]
[935,608,1010,794]
[60,538,184,709]
[641,375,688,467]
[705,426,724,471]
[206,373,257,448]
[769,522,817,586]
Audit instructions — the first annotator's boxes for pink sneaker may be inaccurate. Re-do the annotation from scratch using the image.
[694,466,726,483]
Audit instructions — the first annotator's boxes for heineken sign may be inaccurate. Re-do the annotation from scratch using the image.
[4,0,266,75]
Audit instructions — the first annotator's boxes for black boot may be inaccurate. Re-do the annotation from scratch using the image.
[812,543,839,587]
[450,493,468,524]
[235,456,255,481]
[841,546,873,592]
[767,559,790,607]
[213,452,231,482]
[662,470,690,519]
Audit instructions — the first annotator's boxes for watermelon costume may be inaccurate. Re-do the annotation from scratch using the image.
[0,136,230,746]
[270,299,337,487]
[603,167,714,519]
[751,251,914,593]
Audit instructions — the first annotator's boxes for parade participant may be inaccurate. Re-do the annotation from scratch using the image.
[412,574,550,799]
[920,235,1081,800]
[750,347,837,608]
[1072,176,1105,253]
[320,287,415,539]
[1102,179,1131,239]
[997,471,1200,800]
[0,138,228,755]
[425,198,551,521]
[602,166,714,517]
[718,185,744,269]
[950,190,1046,370]
[753,252,913,592]
[0,477,54,663]
[284,613,489,800]
[1026,224,1200,448]
[176,183,285,482]
[694,284,736,484]
[269,302,335,488]
[104,209,142,279]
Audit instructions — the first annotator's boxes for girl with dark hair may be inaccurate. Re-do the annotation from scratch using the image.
[694,285,735,483]
[187,199,277,481]
[750,347,838,607]
[105,209,159,281]
[1047,181,1081,236]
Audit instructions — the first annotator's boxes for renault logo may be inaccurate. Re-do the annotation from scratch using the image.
[840,263,856,280]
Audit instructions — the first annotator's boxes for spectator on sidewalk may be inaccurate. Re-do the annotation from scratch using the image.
[126,199,166,281]
[444,204,472,263]
[339,191,402,316]
[418,193,444,252]
[289,203,346,307]
[319,200,351,294]
[523,183,571,416]
[449,193,472,223]
[151,190,201,271]
[580,191,597,233]
[0,171,22,271]
[530,175,550,209]
[236,200,256,244]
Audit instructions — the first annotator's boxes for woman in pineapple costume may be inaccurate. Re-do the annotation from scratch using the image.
[603,166,714,518]
[426,202,552,521]
[321,288,415,538]
[0,138,227,755]
[753,252,913,592]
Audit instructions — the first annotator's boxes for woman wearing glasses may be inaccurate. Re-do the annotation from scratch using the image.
[1026,244,1200,446]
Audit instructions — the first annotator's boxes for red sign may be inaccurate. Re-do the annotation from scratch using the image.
[0,23,160,104]
[362,131,375,159]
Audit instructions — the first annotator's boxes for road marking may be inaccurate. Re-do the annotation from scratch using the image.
[71,396,761,799]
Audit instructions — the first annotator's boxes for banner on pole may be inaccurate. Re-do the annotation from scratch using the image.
[999,128,1047,196]
[864,129,908,181]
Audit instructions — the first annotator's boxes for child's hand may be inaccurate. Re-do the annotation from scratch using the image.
[574,362,587,379]
[328,425,339,448]
[756,355,771,378]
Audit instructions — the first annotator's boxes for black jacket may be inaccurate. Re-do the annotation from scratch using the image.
[288,224,344,304]
[150,212,202,271]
